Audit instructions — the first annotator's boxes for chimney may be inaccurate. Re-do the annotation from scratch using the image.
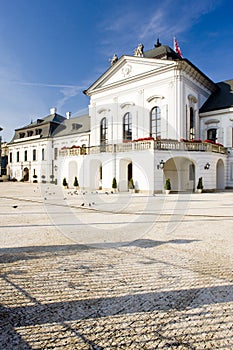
[66,111,71,119]
[50,107,57,115]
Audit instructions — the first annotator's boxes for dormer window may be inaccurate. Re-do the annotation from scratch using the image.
[27,130,33,137]
[36,129,42,135]
[72,123,79,130]
[19,132,25,138]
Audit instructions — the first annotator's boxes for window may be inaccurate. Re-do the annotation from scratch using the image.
[54,148,58,160]
[150,107,161,139]
[189,107,195,140]
[207,128,217,142]
[123,112,132,141]
[19,132,25,138]
[33,149,36,161]
[27,130,33,137]
[16,151,20,162]
[42,148,45,161]
[100,117,108,150]
[230,163,233,181]
[36,129,42,135]
[24,150,28,161]
[72,123,79,130]
[9,152,12,163]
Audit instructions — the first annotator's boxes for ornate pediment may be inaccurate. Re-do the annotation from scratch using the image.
[85,56,176,95]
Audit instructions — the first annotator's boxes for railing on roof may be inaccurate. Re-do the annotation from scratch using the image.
[59,139,227,156]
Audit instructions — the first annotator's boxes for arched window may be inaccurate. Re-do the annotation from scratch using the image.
[123,112,132,141]
[189,107,195,140]
[100,118,108,151]
[150,107,161,139]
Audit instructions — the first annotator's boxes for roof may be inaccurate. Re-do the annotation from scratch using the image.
[144,45,182,60]
[16,112,66,130]
[52,114,90,137]
[200,79,233,113]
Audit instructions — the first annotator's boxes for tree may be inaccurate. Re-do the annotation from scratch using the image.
[197,177,203,190]
[128,178,134,189]
[73,176,79,188]
[63,177,68,187]
[112,177,117,189]
[164,178,171,191]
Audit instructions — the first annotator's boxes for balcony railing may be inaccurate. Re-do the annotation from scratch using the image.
[59,140,227,157]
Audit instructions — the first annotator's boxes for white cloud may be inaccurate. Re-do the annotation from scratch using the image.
[101,0,222,50]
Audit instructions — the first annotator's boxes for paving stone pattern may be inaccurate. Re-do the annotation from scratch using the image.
[0,183,232,349]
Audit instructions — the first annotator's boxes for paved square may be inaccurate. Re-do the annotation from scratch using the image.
[0,183,232,349]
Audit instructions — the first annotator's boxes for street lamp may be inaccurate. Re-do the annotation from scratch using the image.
[157,160,165,170]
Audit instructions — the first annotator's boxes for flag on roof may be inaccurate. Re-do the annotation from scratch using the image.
[174,37,183,58]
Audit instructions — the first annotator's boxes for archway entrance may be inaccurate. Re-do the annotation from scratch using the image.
[119,159,132,192]
[68,161,78,188]
[128,162,132,182]
[23,167,29,181]
[216,159,224,190]
[163,157,195,192]
[90,160,102,190]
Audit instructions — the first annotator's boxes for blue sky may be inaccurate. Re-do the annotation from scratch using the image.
[0,0,232,141]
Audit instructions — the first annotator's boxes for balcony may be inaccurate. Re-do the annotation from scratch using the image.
[59,139,227,157]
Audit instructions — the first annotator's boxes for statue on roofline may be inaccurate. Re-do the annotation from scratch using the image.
[134,43,144,57]
[110,53,118,66]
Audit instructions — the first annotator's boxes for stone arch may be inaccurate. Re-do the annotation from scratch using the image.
[216,159,224,190]
[90,159,102,190]
[23,167,29,181]
[163,156,196,192]
[68,161,78,187]
[119,158,132,192]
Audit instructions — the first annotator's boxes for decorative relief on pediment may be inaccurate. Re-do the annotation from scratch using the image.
[122,64,132,78]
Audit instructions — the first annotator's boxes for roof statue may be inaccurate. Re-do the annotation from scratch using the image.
[134,43,144,57]
[154,38,162,48]
[110,53,118,66]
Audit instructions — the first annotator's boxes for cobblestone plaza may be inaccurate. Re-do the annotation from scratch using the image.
[0,183,232,349]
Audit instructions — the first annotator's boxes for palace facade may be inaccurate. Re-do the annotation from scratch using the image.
[7,42,233,193]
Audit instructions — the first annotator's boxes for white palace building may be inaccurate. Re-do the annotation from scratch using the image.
[7,41,233,193]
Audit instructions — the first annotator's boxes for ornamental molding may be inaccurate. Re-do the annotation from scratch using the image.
[120,102,135,109]
[188,94,198,104]
[121,64,132,78]
[204,119,220,125]
[147,95,164,103]
[97,108,111,115]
